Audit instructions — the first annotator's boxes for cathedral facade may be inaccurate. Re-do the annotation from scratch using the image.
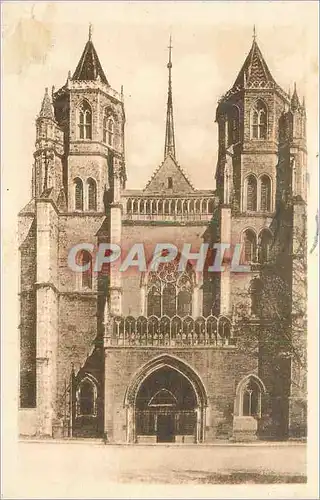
[19,31,307,443]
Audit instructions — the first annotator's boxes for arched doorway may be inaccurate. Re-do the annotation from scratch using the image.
[125,355,207,443]
[136,366,197,443]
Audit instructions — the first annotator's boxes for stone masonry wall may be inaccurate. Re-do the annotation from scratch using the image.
[104,347,258,443]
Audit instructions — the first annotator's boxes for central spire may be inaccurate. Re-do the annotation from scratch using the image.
[164,35,176,160]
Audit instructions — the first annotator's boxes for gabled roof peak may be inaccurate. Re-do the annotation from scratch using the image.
[72,32,109,85]
[144,154,195,194]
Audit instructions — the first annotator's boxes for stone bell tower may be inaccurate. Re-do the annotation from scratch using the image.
[52,26,126,213]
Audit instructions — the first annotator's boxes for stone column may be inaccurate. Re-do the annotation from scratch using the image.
[192,285,200,317]
[140,285,146,315]
[219,206,231,315]
[195,408,201,443]
[108,157,123,317]
[35,199,58,436]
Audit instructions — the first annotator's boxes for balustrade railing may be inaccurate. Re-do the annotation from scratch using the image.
[124,197,215,220]
[110,314,235,347]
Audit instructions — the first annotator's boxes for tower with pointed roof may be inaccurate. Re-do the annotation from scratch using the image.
[213,28,307,439]
[52,27,126,213]
[19,28,127,437]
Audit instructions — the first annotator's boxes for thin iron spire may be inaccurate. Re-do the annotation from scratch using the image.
[253,25,256,41]
[89,23,92,41]
[164,35,176,160]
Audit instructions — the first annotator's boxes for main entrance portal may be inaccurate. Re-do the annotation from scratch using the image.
[135,365,198,443]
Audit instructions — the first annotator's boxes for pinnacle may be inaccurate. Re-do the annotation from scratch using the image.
[39,87,54,119]
[291,82,301,112]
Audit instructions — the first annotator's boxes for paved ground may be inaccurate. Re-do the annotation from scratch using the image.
[3,440,312,498]
[11,440,307,494]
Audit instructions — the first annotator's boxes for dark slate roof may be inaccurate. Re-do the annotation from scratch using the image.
[232,39,277,89]
[72,40,109,85]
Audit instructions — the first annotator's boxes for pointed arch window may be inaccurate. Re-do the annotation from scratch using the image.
[246,175,257,211]
[79,101,92,139]
[76,376,97,417]
[235,375,265,419]
[177,289,192,316]
[87,178,97,211]
[251,100,267,139]
[258,230,272,264]
[243,229,257,263]
[147,285,161,316]
[74,177,84,211]
[163,284,176,318]
[260,175,271,212]
[242,379,261,417]
[146,259,194,317]
[79,250,93,289]
[103,114,115,147]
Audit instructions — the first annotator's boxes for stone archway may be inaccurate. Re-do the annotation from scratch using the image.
[124,355,208,443]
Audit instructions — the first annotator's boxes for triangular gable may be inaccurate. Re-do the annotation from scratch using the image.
[144,154,194,194]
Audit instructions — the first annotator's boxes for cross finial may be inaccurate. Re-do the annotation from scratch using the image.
[89,23,92,41]
[164,35,176,160]
[167,34,173,69]
[253,25,256,41]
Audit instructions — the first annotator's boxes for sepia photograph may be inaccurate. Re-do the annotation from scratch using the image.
[1,1,319,498]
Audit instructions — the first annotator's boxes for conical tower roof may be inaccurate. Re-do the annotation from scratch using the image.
[232,38,277,90]
[72,28,109,85]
